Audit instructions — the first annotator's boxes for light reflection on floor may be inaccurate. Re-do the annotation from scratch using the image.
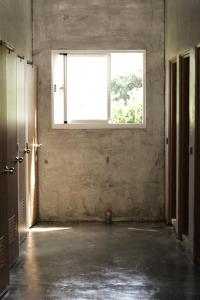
[127,227,159,232]
[28,227,72,232]
[5,223,200,300]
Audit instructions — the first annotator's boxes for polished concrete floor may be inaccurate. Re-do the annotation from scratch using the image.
[4,223,200,300]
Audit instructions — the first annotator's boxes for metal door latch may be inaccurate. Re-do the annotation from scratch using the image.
[24,142,31,154]
[15,156,24,163]
[189,145,193,155]
[24,148,31,154]
[34,143,42,148]
[3,166,15,174]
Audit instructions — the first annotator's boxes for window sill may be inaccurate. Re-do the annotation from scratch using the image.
[52,123,146,130]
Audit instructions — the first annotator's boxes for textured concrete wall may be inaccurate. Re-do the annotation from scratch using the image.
[165,0,200,249]
[33,0,165,222]
[165,0,200,59]
[0,0,32,60]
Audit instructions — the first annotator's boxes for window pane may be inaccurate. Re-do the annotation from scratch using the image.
[53,54,64,124]
[111,53,144,124]
[67,55,108,122]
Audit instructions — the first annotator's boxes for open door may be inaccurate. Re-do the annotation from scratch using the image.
[25,63,39,228]
[177,54,190,239]
[6,50,19,267]
[168,59,177,225]
[17,57,27,243]
[0,46,9,298]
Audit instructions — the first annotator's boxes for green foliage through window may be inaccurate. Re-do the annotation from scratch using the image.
[111,74,143,124]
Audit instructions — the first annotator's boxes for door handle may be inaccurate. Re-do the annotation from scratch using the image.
[24,148,31,154]
[3,166,15,174]
[15,156,24,163]
[188,145,193,155]
[34,144,42,148]
[9,167,15,174]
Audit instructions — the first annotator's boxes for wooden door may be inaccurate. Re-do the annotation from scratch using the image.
[17,57,27,243]
[168,60,177,225]
[6,50,19,267]
[25,64,39,227]
[194,47,200,263]
[177,55,190,238]
[0,46,9,298]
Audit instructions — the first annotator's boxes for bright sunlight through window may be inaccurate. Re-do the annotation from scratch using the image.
[67,55,108,122]
[52,51,145,128]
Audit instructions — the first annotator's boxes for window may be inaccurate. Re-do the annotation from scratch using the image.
[52,51,146,128]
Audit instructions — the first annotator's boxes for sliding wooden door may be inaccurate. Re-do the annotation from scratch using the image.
[0,46,9,298]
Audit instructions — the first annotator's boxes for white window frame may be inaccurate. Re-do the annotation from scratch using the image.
[51,50,146,129]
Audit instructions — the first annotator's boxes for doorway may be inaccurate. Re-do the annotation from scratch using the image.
[178,55,190,239]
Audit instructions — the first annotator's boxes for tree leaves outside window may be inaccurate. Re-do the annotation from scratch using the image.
[111,74,143,124]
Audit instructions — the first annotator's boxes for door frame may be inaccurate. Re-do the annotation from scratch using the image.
[194,46,200,263]
[167,58,177,225]
[176,50,191,240]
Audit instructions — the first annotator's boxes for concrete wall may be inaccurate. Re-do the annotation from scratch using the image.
[165,0,200,59]
[165,0,200,248]
[0,0,32,60]
[33,0,165,222]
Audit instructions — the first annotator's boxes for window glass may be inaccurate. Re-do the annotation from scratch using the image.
[111,53,144,124]
[67,55,108,122]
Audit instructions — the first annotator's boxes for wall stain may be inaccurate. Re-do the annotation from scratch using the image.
[105,156,110,164]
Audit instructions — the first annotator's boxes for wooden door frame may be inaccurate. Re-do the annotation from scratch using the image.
[177,50,191,240]
[194,46,200,263]
[167,58,177,225]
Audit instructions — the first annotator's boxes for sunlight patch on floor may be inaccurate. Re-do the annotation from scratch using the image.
[28,227,72,232]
